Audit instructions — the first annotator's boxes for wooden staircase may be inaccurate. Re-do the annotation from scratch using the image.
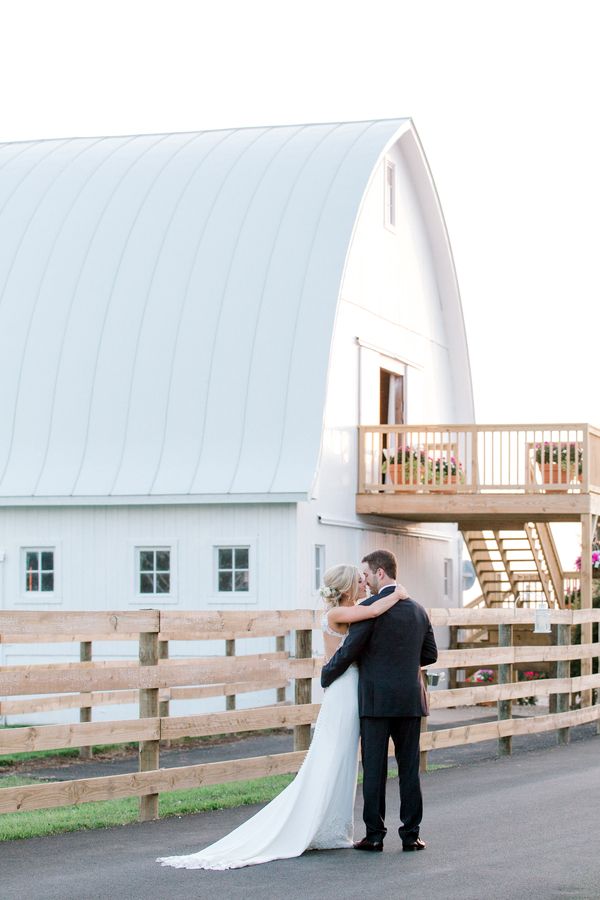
[462,524,565,609]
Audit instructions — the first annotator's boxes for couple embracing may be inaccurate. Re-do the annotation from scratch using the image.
[158,549,438,870]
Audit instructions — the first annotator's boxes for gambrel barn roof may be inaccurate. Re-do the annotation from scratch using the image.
[0,119,471,503]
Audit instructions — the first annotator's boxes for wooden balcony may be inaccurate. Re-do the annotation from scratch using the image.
[357,424,600,528]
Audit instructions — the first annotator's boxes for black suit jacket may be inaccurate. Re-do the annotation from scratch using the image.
[320,587,438,717]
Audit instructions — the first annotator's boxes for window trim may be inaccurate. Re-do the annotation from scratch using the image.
[314,544,326,593]
[209,539,257,605]
[18,544,62,605]
[131,542,179,605]
[383,158,396,232]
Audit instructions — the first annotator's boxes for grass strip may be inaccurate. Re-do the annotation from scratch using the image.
[0,772,296,841]
[0,764,451,842]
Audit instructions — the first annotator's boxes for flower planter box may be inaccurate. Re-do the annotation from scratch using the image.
[386,463,420,490]
[539,463,578,490]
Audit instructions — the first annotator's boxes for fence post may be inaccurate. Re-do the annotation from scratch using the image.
[158,639,170,749]
[549,624,558,715]
[448,626,458,689]
[79,640,93,759]
[294,628,312,751]
[556,622,571,745]
[139,617,160,822]
[226,639,236,711]
[497,623,513,756]
[419,671,429,773]
[276,635,286,703]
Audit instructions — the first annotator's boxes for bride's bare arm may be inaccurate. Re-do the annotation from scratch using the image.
[329,585,410,625]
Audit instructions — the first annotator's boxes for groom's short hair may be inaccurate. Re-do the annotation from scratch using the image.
[362,550,397,579]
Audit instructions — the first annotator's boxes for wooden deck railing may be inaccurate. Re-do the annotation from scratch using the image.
[1,608,599,820]
[359,423,600,493]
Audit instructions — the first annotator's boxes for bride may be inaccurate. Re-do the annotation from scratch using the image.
[157,564,408,871]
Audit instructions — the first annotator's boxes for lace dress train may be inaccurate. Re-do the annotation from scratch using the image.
[157,664,359,870]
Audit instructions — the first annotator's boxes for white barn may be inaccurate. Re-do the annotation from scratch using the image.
[0,118,473,721]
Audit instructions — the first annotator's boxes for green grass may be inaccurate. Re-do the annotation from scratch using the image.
[0,763,453,842]
[0,772,297,841]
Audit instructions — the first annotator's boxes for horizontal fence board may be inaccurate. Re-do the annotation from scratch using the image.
[428,608,574,627]
[0,691,140,716]
[0,677,290,717]
[168,677,288,701]
[0,718,159,754]
[0,703,319,754]
[429,673,600,708]
[160,610,318,640]
[161,703,320,741]
[1,609,599,645]
[437,643,600,668]
[0,751,308,814]
[0,611,159,637]
[420,705,600,751]
[0,655,318,697]
[572,609,600,624]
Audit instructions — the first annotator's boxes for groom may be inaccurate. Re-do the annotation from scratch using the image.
[321,549,438,853]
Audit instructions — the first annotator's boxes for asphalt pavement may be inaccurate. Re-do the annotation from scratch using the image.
[1,734,599,900]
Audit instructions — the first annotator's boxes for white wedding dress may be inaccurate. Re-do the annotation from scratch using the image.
[157,618,359,870]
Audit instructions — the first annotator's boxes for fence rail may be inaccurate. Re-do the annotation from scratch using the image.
[1,608,599,819]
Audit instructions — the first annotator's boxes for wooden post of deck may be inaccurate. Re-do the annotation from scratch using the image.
[79,641,93,759]
[580,514,593,708]
[497,623,513,756]
[294,629,312,751]
[158,639,170,749]
[139,624,160,822]
[276,635,286,702]
[556,623,571,745]
[225,639,236,711]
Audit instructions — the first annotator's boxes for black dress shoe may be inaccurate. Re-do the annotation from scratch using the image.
[402,837,426,852]
[353,837,384,852]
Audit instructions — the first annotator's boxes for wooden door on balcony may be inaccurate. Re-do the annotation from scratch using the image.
[380,370,404,426]
[380,370,404,473]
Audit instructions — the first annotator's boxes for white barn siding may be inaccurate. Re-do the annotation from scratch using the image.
[0,503,297,723]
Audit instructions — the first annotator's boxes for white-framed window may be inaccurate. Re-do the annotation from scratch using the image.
[315,544,326,591]
[216,546,250,594]
[23,548,55,594]
[384,159,396,230]
[137,547,171,596]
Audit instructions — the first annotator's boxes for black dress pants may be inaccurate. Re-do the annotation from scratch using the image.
[360,715,423,844]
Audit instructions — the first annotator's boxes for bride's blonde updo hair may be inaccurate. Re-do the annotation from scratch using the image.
[319,564,360,610]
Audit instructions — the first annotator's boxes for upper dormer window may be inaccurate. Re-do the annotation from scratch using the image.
[384,160,396,230]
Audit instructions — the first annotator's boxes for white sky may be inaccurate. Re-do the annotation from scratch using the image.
[1,0,598,425]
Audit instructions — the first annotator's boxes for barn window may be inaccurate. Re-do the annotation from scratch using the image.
[384,159,396,230]
[138,548,171,595]
[24,549,54,593]
[216,546,249,593]
[315,544,326,591]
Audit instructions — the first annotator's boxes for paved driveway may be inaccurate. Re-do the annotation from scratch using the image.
[1,736,599,900]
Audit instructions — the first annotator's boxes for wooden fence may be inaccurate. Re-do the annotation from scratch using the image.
[1,607,599,821]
